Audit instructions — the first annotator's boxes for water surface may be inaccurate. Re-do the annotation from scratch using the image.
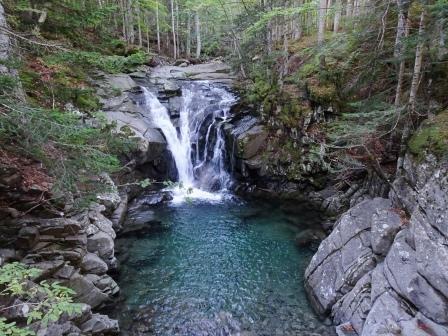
[115,200,333,336]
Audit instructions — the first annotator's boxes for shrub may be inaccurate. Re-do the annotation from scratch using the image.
[0,262,82,336]
[0,101,136,207]
[44,51,149,74]
[408,110,448,159]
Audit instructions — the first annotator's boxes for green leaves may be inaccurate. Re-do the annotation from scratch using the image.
[44,51,149,74]
[0,263,83,335]
[245,2,317,37]
[139,179,153,188]
[0,318,35,336]
[0,102,135,207]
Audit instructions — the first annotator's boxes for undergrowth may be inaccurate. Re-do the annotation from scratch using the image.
[0,100,136,209]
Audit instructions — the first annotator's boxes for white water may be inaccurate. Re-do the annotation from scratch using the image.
[140,82,236,203]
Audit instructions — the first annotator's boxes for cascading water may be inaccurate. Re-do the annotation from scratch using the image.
[140,82,236,202]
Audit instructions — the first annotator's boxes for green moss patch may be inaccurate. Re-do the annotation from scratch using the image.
[408,111,448,158]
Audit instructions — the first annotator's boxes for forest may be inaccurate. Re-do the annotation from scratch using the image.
[0,0,447,335]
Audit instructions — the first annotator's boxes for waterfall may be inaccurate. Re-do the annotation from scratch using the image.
[140,82,236,201]
[141,87,194,187]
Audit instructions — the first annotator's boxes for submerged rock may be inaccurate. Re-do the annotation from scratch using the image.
[295,228,326,248]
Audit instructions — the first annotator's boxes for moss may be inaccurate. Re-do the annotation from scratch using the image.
[75,91,100,111]
[408,111,448,158]
[307,80,338,104]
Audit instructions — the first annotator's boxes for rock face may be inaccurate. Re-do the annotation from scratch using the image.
[225,107,337,200]
[0,174,124,335]
[93,72,171,179]
[305,153,448,335]
[0,3,25,100]
[93,61,236,181]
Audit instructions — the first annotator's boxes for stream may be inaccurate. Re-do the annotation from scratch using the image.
[113,76,333,335]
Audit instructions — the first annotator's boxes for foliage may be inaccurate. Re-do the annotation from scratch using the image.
[0,75,18,95]
[244,3,317,37]
[0,102,135,206]
[44,51,149,74]
[408,110,448,159]
[0,262,82,336]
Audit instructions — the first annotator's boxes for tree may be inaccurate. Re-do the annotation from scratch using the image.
[195,9,201,58]
[394,0,411,107]
[317,0,327,44]
[170,0,177,58]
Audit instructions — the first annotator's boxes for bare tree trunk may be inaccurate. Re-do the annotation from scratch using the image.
[186,12,191,58]
[408,7,426,113]
[317,0,327,44]
[346,0,353,18]
[137,2,142,48]
[267,21,273,52]
[326,0,333,30]
[195,10,201,59]
[127,0,134,44]
[333,0,341,32]
[170,0,177,58]
[156,1,161,53]
[394,0,409,58]
[394,15,410,107]
[121,0,127,41]
[176,0,180,57]
[397,5,426,173]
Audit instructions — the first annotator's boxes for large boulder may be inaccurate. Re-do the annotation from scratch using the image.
[235,125,268,160]
[305,198,391,315]
[308,155,448,335]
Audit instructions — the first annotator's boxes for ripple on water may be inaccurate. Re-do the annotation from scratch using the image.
[114,200,335,336]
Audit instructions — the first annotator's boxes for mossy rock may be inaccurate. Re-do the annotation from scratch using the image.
[408,111,448,159]
[307,79,338,104]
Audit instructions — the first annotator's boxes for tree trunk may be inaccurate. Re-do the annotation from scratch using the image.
[121,0,127,41]
[394,15,410,107]
[438,17,447,59]
[170,0,177,59]
[346,0,353,18]
[156,1,161,53]
[394,0,409,58]
[127,0,134,44]
[333,0,341,32]
[176,0,180,56]
[186,12,191,58]
[317,0,327,44]
[137,2,142,48]
[397,5,427,174]
[408,7,426,113]
[195,10,201,59]
[326,0,333,30]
